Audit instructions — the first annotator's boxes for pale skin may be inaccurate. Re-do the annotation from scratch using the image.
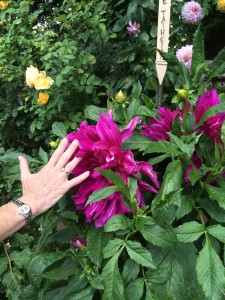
[0,138,89,241]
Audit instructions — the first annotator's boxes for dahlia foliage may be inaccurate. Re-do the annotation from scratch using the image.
[67,110,159,227]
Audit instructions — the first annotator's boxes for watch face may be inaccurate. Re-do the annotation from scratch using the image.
[18,204,30,215]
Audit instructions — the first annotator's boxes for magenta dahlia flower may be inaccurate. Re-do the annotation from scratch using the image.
[141,90,225,144]
[176,45,193,69]
[181,1,202,24]
[67,110,159,227]
[127,21,140,37]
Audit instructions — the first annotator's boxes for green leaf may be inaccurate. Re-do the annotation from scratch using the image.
[52,122,67,138]
[168,133,196,158]
[104,215,133,232]
[41,268,79,280]
[207,224,225,243]
[103,239,124,259]
[0,152,40,164]
[210,47,225,78]
[122,259,140,284]
[131,81,142,99]
[85,185,120,206]
[125,240,155,268]
[87,227,111,267]
[125,278,144,300]
[196,237,225,299]
[84,105,107,121]
[143,141,181,156]
[10,249,32,269]
[198,197,225,223]
[205,184,225,210]
[96,169,127,190]
[0,257,8,276]
[38,147,48,164]
[153,160,182,206]
[136,217,177,248]
[102,250,124,300]
[64,287,94,300]
[175,221,205,243]
[221,121,225,146]
[191,28,205,76]
[148,154,169,165]
[55,74,63,87]
[122,133,152,151]
[27,252,66,288]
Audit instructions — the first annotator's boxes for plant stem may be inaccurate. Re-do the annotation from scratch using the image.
[182,100,187,134]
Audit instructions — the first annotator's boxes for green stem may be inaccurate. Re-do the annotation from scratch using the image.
[1,242,20,292]
[182,100,187,134]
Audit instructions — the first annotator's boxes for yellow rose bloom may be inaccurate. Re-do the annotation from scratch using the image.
[37,93,49,105]
[218,0,225,12]
[115,90,127,103]
[0,1,8,10]
[0,21,3,26]
[34,71,54,90]
[26,65,39,88]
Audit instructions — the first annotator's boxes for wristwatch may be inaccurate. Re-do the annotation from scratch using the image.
[10,199,32,223]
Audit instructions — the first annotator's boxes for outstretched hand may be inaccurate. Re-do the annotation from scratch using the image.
[18,138,89,218]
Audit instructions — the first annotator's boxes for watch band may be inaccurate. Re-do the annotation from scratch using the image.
[10,199,32,223]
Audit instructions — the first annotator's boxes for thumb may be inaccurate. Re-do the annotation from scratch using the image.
[18,156,31,179]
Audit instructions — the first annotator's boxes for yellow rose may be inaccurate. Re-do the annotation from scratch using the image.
[0,1,8,10]
[37,93,49,105]
[218,0,225,12]
[115,90,127,103]
[34,71,54,90]
[0,21,3,26]
[26,65,39,88]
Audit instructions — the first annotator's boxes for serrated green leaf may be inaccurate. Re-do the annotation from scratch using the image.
[52,122,67,138]
[10,249,32,269]
[102,250,124,300]
[27,252,66,288]
[85,185,120,206]
[143,141,181,156]
[196,238,225,299]
[125,278,144,300]
[103,239,124,259]
[136,217,177,248]
[0,152,40,164]
[207,224,225,243]
[64,287,94,300]
[210,47,225,78]
[122,259,140,284]
[96,169,128,190]
[175,221,205,243]
[125,240,155,268]
[168,133,196,158]
[191,28,205,76]
[87,227,111,267]
[41,268,79,280]
[205,184,225,210]
[121,133,153,151]
[104,215,133,232]
[0,256,8,276]
[198,197,225,222]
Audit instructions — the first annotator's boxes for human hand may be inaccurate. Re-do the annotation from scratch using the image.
[18,138,89,218]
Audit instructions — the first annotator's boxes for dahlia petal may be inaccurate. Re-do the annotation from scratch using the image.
[121,116,140,142]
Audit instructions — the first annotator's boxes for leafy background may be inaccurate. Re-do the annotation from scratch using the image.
[1,0,225,299]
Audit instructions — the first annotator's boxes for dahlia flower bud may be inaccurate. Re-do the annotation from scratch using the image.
[26,65,39,88]
[177,87,189,101]
[37,92,49,105]
[218,0,225,12]
[72,238,87,249]
[115,90,127,103]
[0,1,8,10]
[34,71,54,90]
[49,140,59,150]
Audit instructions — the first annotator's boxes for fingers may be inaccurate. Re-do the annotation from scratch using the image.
[67,171,90,189]
[56,139,79,169]
[48,138,69,166]
[18,156,31,179]
[64,156,82,174]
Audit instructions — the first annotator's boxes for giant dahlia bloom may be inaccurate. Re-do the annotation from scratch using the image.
[176,45,193,70]
[67,110,159,227]
[181,1,202,24]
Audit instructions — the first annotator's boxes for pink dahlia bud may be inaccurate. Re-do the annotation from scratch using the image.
[72,238,87,249]
[181,1,202,24]
[127,21,140,37]
[176,45,193,70]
